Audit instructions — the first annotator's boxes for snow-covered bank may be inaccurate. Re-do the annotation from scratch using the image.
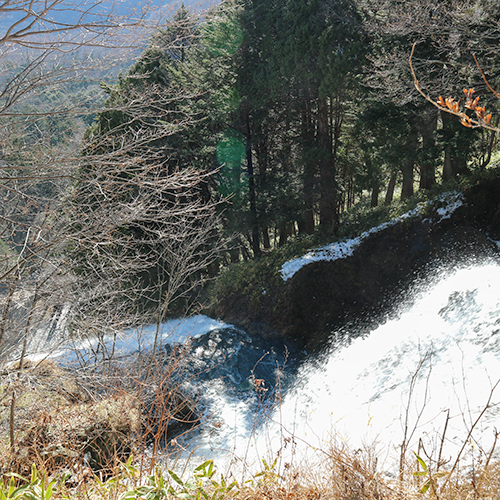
[281,191,464,281]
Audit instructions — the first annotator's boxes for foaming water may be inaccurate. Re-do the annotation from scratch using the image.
[31,260,500,474]
[276,262,500,465]
[186,261,500,473]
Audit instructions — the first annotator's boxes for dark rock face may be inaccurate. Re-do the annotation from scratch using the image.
[466,176,500,239]
[218,177,500,352]
[278,216,497,351]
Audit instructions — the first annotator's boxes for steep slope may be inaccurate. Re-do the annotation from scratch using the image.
[211,175,500,351]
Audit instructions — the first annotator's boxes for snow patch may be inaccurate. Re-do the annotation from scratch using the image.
[42,315,230,366]
[280,192,464,281]
[436,196,463,220]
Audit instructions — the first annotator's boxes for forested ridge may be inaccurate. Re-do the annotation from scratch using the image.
[78,0,500,345]
[86,0,499,262]
[1,0,499,347]
[1,0,500,338]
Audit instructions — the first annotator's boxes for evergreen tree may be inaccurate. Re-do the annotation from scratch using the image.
[231,0,366,247]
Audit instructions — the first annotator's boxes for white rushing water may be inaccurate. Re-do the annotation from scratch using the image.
[275,261,500,467]
[185,260,500,474]
[29,259,500,475]
[28,315,229,365]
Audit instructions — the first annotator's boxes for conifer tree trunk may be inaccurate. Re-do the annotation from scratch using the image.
[278,221,293,246]
[371,184,380,207]
[443,150,453,182]
[385,173,397,205]
[302,99,316,234]
[401,128,418,200]
[255,135,271,249]
[330,94,343,225]
[441,112,471,181]
[244,104,260,257]
[419,112,437,190]
[318,96,335,228]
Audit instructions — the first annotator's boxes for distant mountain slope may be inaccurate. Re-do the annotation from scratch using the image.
[0,0,219,35]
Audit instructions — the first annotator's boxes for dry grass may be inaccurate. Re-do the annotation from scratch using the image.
[1,360,499,500]
[1,421,500,500]
[0,359,144,476]
[12,394,142,474]
[0,351,200,481]
[237,451,500,500]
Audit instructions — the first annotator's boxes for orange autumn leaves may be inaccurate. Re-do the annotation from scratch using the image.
[437,89,492,128]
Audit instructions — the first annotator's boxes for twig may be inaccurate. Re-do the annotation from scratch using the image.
[437,409,449,471]
[474,54,500,100]
[441,379,500,490]
[409,42,500,133]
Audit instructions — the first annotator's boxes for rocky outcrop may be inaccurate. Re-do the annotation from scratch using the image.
[215,176,500,352]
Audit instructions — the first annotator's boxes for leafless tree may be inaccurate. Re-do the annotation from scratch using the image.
[0,1,224,467]
[411,42,500,133]
[0,1,223,364]
[362,0,500,103]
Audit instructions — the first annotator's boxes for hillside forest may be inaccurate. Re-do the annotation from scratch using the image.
[80,0,500,259]
[1,0,500,354]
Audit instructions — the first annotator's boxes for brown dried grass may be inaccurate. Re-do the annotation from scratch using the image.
[1,360,499,500]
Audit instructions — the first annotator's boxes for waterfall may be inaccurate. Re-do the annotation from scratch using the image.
[42,259,500,475]
[175,260,500,473]
[271,260,500,469]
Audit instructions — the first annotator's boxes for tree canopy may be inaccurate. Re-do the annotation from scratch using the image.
[79,0,500,265]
